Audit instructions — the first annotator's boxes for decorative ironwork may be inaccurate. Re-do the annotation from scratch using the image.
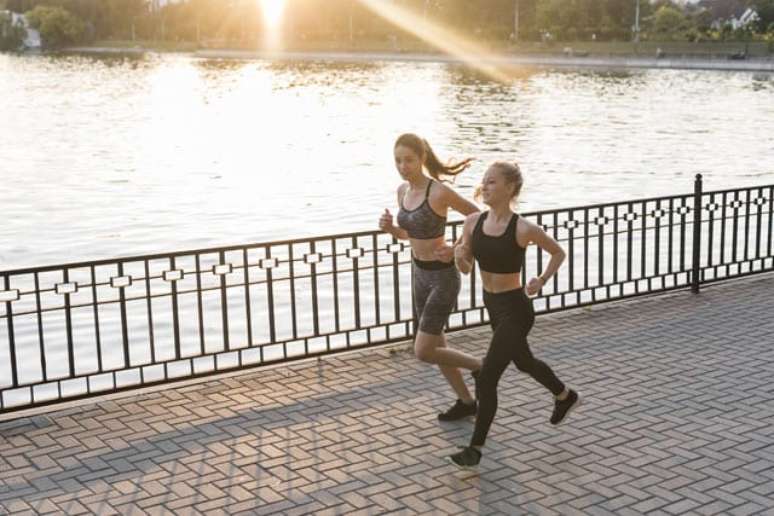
[0,176,771,415]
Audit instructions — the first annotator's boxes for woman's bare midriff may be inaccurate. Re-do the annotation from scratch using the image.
[410,236,450,262]
[480,270,523,294]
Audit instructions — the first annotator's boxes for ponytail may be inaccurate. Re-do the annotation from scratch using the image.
[394,133,472,182]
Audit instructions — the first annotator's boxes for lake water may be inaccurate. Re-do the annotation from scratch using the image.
[2,52,773,271]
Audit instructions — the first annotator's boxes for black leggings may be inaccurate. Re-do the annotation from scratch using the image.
[471,288,565,447]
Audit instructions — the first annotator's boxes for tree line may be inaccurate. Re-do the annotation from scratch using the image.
[1,0,773,49]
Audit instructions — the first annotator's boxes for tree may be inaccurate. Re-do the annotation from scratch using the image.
[536,0,570,40]
[25,5,85,48]
[603,0,633,36]
[690,6,714,34]
[651,5,692,40]
[752,0,774,31]
[0,10,26,50]
[4,0,773,47]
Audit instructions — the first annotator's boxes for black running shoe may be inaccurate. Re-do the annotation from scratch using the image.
[550,389,581,425]
[438,399,477,421]
[447,446,481,469]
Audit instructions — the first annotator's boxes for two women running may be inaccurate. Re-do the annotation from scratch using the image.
[378,133,483,421]
[379,136,581,468]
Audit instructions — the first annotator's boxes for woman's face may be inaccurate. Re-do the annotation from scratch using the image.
[479,166,514,207]
[394,145,423,181]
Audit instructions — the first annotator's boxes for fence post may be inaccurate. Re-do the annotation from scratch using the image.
[692,174,703,293]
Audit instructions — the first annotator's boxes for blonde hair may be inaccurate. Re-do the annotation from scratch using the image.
[474,161,524,204]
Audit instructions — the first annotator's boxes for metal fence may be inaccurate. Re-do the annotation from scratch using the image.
[1,175,772,414]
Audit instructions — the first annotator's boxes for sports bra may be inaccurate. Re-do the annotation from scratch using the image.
[471,211,525,274]
[396,180,446,239]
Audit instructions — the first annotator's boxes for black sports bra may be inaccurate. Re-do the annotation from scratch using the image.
[471,211,525,274]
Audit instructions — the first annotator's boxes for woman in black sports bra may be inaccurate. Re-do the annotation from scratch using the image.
[378,133,483,422]
[448,161,582,469]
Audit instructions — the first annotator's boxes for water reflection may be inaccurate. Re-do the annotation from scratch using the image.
[1,53,773,271]
[445,63,539,86]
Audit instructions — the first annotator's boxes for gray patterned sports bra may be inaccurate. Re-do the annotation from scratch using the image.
[396,180,446,239]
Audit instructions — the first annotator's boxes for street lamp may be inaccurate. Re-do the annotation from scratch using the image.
[349,0,354,43]
[634,0,640,43]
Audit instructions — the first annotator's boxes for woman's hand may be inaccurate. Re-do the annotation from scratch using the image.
[453,242,470,261]
[453,241,474,273]
[379,209,395,234]
[526,277,545,296]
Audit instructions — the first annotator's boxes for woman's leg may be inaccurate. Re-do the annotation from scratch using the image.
[470,318,521,447]
[412,265,481,418]
[414,331,481,371]
[508,292,565,396]
[414,331,477,403]
[514,339,581,425]
[448,297,517,468]
[413,266,481,374]
[450,291,580,467]
[507,292,580,425]
[511,338,565,396]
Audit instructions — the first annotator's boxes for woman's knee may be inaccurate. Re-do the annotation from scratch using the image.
[477,363,503,393]
[477,376,498,396]
[513,353,537,374]
[414,343,435,363]
[414,334,443,363]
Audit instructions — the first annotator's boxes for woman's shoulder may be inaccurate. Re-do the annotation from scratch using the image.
[431,178,455,192]
[431,179,465,202]
[464,211,484,227]
[514,212,536,225]
[514,213,539,235]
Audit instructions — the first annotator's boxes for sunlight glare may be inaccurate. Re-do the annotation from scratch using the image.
[357,0,513,83]
[259,0,286,30]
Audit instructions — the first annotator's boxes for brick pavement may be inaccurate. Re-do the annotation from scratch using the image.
[1,275,773,515]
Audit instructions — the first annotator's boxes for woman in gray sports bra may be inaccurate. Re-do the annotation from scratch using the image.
[378,133,483,422]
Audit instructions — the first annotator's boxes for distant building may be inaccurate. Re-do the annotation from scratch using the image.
[732,8,760,30]
[711,7,759,30]
[0,10,41,49]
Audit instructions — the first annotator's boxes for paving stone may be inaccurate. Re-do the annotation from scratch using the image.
[0,275,772,514]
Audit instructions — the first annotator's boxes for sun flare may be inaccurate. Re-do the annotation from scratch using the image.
[258,0,286,30]
[357,0,512,83]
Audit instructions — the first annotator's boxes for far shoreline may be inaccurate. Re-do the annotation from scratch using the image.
[58,45,774,74]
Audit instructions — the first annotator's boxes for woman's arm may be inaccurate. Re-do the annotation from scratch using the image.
[440,183,480,217]
[378,185,410,240]
[380,209,409,240]
[454,213,480,275]
[431,183,479,263]
[522,219,566,295]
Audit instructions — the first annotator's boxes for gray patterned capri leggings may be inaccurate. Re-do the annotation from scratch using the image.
[412,258,461,335]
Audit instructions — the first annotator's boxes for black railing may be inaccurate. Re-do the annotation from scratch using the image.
[1,176,772,414]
